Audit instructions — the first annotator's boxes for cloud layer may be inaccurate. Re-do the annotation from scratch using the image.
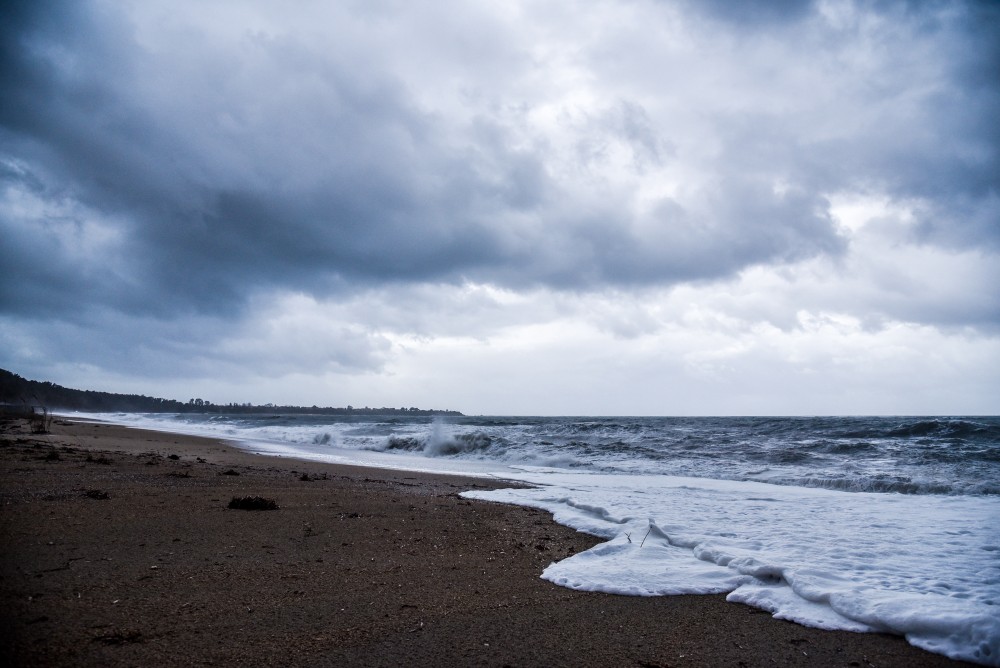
[2,0,997,413]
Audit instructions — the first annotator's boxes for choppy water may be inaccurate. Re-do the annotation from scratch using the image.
[79,413,1000,665]
[90,413,1000,496]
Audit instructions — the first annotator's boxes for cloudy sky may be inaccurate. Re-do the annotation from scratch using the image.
[2,0,997,415]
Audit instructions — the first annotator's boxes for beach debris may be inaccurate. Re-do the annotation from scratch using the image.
[167,454,180,460]
[220,469,240,476]
[640,526,652,548]
[228,496,279,510]
[84,489,110,500]
[636,659,667,668]
[29,407,52,434]
[299,472,311,481]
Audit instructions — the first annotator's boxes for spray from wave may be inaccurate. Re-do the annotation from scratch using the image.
[375,418,498,457]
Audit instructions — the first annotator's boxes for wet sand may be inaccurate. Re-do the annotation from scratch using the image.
[0,417,971,666]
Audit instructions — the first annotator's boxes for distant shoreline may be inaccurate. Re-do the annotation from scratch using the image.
[0,368,463,416]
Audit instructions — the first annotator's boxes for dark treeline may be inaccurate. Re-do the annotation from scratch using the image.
[0,369,462,416]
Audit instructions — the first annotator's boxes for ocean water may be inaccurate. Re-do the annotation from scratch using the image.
[78,413,1000,665]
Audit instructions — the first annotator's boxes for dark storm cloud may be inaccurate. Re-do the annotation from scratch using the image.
[1,0,996,334]
[673,0,1000,253]
[0,1,844,322]
[906,1,1000,249]
[1,3,486,317]
[832,3,998,250]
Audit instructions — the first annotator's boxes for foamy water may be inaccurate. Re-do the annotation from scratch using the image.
[71,412,1000,665]
[464,472,999,665]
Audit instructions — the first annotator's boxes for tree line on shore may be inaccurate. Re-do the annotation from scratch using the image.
[0,369,462,416]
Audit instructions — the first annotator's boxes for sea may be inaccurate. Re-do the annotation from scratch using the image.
[77,413,999,665]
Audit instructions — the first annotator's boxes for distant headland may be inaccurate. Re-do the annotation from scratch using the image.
[0,369,463,416]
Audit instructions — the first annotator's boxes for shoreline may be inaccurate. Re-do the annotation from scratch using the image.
[0,417,972,666]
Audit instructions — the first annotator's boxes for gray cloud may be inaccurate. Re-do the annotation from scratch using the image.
[1,0,997,410]
[683,0,816,28]
[0,0,884,320]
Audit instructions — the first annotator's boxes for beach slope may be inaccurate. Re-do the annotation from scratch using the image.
[0,418,971,666]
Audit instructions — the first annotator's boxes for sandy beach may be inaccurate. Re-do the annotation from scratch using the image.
[0,417,971,667]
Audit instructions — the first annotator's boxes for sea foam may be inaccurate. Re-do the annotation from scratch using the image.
[463,471,1000,666]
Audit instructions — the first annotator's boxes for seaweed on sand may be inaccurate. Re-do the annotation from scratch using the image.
[228,496,278,510]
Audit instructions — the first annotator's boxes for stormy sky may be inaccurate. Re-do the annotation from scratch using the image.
[2,0,997,415]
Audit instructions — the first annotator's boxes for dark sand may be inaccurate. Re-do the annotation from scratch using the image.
[0,417,972,667]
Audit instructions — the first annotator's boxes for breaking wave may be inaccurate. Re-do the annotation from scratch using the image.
[378,423,498,457]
